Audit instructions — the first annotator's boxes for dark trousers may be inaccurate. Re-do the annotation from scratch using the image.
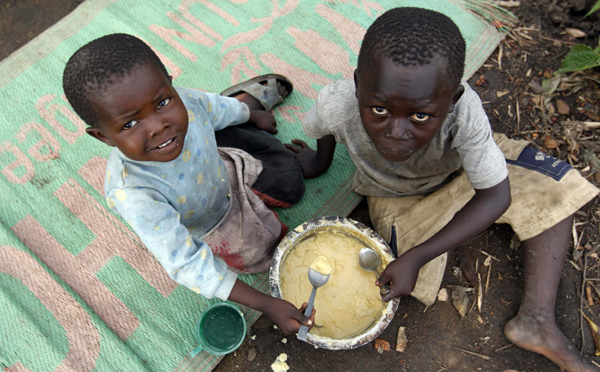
[215,124,305,207]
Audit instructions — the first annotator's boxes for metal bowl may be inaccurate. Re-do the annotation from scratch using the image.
[269,216,399,350]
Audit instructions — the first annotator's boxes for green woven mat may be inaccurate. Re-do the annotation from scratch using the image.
[0,0,514,371]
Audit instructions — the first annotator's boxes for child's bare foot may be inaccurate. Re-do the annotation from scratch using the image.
[505,311,600,372]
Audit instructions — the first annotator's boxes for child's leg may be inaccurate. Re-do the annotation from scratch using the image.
[215,124,304,206]
[492,133,599,371]
[217,74,304,206]
[505,215,599,372]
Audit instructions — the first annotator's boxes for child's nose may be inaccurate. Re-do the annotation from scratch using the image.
[147,117,169,138]
[384,119,412,140]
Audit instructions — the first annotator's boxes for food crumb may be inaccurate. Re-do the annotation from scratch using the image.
[281,338,287,344]
[271,353,289,372]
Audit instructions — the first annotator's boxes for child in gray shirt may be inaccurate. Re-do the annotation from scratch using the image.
[287,7,598,371]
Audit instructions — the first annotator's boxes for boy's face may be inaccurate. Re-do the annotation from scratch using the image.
[86,64,188,162]
[355,55,464,162]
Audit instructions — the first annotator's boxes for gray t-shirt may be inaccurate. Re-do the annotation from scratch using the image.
[303,79,508,197]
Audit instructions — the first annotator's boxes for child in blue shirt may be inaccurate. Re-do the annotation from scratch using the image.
[63,33,313,334]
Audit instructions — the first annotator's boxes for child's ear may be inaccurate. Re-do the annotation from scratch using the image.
[447,84,465,113]
[86,127,114,147]
[169,75,173,83]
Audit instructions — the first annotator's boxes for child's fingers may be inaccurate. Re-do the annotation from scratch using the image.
[380,287,397,302]
[375,272,391,286]
[265,124,278,134]
[285,143,301,153]
[291,139,309,149]
[295,312,313,326]
[295,302,313,326]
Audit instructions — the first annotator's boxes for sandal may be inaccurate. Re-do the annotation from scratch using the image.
[220,74,293,111]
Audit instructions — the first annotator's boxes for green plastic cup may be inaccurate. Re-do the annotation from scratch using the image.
[191,303,247,356]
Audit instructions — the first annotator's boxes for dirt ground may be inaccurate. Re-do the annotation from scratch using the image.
[2,1,600,371]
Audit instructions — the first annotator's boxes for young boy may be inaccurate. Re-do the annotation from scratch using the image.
[287,8,599,371]
[63,33,313,335]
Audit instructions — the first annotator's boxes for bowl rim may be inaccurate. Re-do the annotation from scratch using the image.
[269,215,400,350]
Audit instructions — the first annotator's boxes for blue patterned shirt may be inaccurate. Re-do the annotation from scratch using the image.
[104,87,249,300]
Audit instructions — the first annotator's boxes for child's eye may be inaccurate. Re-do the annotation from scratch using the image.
[123,120,138,130]
[411,113,431,122]
[370,106,389,115]
[158,98,170,108]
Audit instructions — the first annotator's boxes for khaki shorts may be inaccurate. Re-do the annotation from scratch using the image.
[368,133,599,305]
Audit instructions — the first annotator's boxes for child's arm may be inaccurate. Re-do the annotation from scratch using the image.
[229,280,315,334]
[193,89,279,135]
[285,135,337,178]
[377,176,511,302]
[107,186,313,333]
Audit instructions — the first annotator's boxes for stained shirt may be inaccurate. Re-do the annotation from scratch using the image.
[104,87,250,300]
[303,79,508,197]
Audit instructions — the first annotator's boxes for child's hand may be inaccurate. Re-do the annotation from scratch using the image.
[264,298,316,335]
[248,110,278,134]
[285,140,329,178]
[376,250,422,302]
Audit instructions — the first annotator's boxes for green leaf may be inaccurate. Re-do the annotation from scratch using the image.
[558,44,600,74]
[586,0,600,16]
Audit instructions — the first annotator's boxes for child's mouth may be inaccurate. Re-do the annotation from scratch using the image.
[376,144,414,156]
[147,133,180,153]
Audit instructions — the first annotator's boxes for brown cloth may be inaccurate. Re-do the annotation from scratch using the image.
[202,147,287,274]
[368,134,599,305]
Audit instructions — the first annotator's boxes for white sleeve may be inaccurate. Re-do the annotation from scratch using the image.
[302,80,356,140]
[302,95,329,139]
[190,90,250,131]
[106,187,237,300]
[452,85,508,189]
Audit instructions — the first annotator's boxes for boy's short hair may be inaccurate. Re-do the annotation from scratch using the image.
[62,33,169,128]
[357,7,466,89]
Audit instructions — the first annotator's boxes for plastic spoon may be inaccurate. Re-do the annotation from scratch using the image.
[359,247,391,295]
[297,267,330,341]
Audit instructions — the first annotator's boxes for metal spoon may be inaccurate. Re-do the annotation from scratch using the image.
[297,267,330,341]
[359,247,391,295]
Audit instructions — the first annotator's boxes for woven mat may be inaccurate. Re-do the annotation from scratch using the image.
[0,0,513,371]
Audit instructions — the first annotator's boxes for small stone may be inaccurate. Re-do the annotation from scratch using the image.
[396,327,408,352]
[248,347,257,362]
[437,288,448,302]
[452,287,470,317]
[543,136,559,149]
[273,325,278,329]
[374,338,391,353]
[556,99,570,115]
[565,28,586,38]
[281,338,287,344]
